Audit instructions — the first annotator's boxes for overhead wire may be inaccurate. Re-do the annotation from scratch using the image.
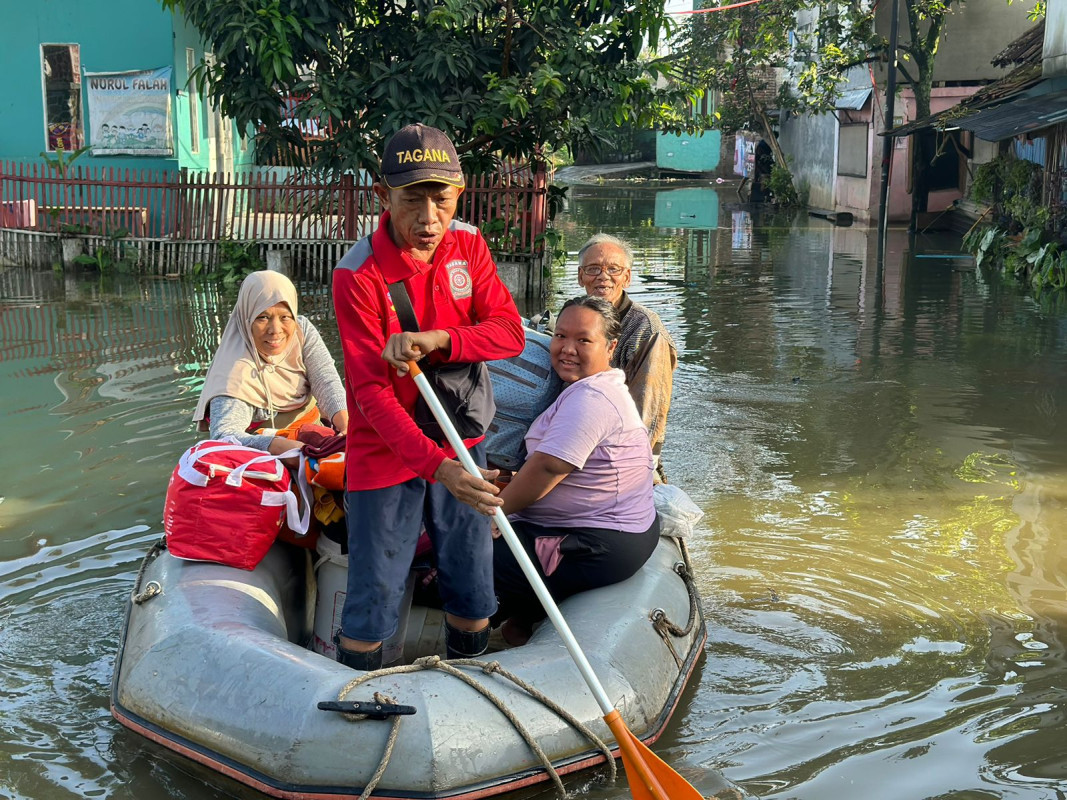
[669,0,766,14]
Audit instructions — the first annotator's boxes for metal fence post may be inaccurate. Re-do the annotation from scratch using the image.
[341,173,356,240]
[530,162,548,249]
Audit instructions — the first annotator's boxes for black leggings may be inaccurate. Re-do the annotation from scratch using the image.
[492,516,661,627]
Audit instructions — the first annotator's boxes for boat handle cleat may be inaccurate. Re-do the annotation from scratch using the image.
[317,700,417,719]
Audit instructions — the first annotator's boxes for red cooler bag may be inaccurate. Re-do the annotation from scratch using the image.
[164,439,310,570]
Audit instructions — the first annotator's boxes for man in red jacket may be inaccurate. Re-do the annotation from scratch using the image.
[332,124,525,671]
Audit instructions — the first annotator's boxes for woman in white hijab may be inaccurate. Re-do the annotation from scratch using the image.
[193,271,348,455]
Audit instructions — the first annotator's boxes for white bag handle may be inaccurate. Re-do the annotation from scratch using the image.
[176,441,284,487]
[226,451,287,486]
[226,447,312,536]
[175,441,312,536]
[261,449,312,537]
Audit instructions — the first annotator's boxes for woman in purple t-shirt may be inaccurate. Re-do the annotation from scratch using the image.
[492,296,660,646]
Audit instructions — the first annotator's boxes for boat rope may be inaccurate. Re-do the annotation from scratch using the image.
[335,655,617,798]
[131,538,168,605]
[333,690,404,800]
[650,538,701,668]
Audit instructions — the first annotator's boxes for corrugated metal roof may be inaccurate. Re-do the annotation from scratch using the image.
[836,87,872,110]
[956,89,1067,141]
[882,21,1045,139]
[881,63,1043,138]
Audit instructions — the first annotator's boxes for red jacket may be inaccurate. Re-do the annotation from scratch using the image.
[333,213,525,490]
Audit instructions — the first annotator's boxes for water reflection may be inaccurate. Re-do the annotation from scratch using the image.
[654,187,719,230]
[0,270,344,800]
[549,183,1067,798]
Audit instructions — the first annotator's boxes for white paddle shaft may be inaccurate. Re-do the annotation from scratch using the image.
[411,367,615,715]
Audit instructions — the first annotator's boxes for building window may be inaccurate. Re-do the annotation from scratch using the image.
[42,44,83,151]
[837,123,868,178]
[186,48,200,154]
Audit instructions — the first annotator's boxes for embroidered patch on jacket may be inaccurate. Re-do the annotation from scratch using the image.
[446,259,472,299]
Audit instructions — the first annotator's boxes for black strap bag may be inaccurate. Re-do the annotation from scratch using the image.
[386,279,496,443]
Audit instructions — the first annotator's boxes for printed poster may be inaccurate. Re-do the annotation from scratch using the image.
[86,67,173,156]
[733,131,759,178]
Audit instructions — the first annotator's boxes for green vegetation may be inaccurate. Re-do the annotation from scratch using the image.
[163,0,710,175]
[677,0,962,217]
[72,229,139,273]
[963,155,1067,293]
[39,142,91,176]
[535,228,566,270]
[767,165,802,209]
[194,238,266,287]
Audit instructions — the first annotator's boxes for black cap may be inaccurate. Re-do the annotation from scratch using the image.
[380,123,465,189]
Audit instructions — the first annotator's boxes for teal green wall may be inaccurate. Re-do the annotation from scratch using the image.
[0,0,175,172]
[0,0,251,173]
[656,130,722,173]
[173,17,210,172]
[172,18,255,172]
[656,88,721,173]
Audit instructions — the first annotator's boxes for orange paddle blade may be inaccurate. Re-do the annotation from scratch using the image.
[604,711,705,800]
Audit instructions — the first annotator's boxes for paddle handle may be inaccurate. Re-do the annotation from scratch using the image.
[406,360,616,715]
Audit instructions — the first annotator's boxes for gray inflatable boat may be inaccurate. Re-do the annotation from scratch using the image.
[111,535,705,799]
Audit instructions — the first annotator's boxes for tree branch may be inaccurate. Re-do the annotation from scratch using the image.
[835,53,882,71]
[924,15,945,58]
[895,60,917,88]
[898,41,920,59]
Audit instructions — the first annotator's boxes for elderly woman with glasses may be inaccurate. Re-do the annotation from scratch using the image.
[576,233,676,482]
[491,295,660,646]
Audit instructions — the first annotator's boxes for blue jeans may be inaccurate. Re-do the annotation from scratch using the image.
[341,443,496,642]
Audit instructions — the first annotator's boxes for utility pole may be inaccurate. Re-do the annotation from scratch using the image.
[877,0,900,263]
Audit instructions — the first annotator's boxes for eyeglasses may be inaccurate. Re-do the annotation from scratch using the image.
[579,264,628,277]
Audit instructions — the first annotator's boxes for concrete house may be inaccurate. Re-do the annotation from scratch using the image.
[889,3,1067,225]
[0,0,251,174]
[778,2,1035,223]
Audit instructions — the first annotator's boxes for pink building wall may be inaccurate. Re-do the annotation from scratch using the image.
[824,86,983,224]
[884,86,981,222]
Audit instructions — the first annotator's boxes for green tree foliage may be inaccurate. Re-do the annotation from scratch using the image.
[1008,0,1046,22]
[963,155,1067,295]
[676,0,972,216]
[676,2,879,155]
[162,0,711,173]
[674,0,878,200]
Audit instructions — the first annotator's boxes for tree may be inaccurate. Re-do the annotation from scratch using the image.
[162,0,712,174]
[890,0,963,227]
[677,0,987,220]
[676,1,879,175]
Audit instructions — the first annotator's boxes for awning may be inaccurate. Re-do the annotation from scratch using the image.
[955,89,1067,141]
[836,87,872,111]
[881,62,1044,138]
[883,109,955,138]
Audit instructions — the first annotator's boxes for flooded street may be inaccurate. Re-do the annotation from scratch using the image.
[4,182,1067,799]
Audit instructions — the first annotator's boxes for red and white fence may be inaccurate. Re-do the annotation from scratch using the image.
[0,161,548,256]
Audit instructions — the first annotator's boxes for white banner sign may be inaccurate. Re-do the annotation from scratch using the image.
[86,67,173,156]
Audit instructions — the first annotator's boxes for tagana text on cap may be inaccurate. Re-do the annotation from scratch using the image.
[381,124,465,190]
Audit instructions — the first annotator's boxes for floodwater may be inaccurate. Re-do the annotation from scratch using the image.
[2,181,1067,800]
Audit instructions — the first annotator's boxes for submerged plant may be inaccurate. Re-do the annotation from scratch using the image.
[767,165,802,209]
[193,238,265,287]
